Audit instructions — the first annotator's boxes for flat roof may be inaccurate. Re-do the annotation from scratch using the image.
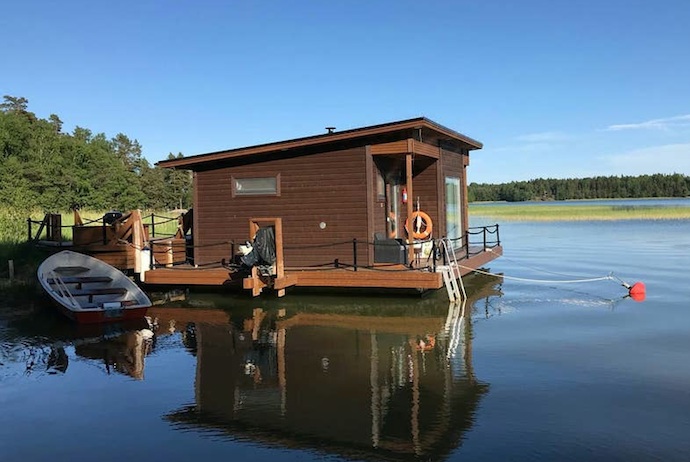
[158,117,483,169]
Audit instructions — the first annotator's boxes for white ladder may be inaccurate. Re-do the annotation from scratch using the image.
[438,239,466,302]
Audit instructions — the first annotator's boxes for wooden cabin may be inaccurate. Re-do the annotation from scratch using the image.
[152,117,502,296]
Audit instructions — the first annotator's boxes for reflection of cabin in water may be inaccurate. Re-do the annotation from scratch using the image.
[149,118,502,296]
[156,283,498,460]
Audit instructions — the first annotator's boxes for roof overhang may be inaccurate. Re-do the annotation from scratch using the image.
[157,117,483,170]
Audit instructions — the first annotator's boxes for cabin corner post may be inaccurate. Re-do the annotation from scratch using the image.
[365,146,375,267]
[192,171,199,265]
[406,152,414,264]
[436,147,445,244]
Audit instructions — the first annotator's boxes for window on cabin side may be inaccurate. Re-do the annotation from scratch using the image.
[232,176,279,196]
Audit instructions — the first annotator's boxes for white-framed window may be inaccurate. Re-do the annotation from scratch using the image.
[232,175,280,197]
[445,177,462,248]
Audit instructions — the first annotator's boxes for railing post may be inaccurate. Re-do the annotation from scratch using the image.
[496,224,500,246]
[27,218,32,241]
[432,239,437,272]
[352,238,358,271]
[150,241,155,269]
[483,227,488,250]
[151,214,156,238]
[465,231,470,259]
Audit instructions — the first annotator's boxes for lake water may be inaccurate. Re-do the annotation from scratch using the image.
[2,201,689,461]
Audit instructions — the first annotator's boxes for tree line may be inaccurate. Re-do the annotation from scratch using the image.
[468,173,690,202]
[0,95,192,212]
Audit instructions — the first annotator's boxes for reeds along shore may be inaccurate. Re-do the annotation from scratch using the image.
[469,203,690,221]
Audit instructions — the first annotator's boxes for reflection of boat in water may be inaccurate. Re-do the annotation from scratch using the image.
[73,328,154,380]
[155,272,501,460]
[1,314,154,380]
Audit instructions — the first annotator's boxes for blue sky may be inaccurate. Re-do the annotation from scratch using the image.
[2,0,689,183]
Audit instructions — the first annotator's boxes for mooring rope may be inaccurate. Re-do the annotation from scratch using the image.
[458,264,615,285]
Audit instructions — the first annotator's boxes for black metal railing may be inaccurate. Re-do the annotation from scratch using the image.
[284,223,501,272]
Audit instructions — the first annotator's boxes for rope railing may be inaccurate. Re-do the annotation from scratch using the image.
[148,238,236,269]
[27,211,187,243]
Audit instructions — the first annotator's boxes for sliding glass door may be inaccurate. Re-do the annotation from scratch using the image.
[445,177,462,248]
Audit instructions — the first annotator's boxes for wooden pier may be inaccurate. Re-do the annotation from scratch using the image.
[143,244,502,292]
[30,209,502,297]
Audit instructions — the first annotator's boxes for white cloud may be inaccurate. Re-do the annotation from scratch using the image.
[598,143,690,175]
[604,114,690,132]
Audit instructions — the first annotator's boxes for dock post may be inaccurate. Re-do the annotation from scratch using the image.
[353,238,358,271]
[151,214,155,238]
[150,241,155,269]
[465,231,470,259]
[432,240,437,273]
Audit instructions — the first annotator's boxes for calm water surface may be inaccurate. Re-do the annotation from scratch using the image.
[2,202,689,461]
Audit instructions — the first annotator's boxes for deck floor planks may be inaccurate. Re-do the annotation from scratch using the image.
[141,245,502,292]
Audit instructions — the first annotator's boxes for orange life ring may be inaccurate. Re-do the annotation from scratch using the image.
[415,334,436,352]
[405,211,433,240]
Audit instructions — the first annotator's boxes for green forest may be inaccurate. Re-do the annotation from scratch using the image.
[469,173,690,202]
[0,95,192,212]
[3,94,688,211]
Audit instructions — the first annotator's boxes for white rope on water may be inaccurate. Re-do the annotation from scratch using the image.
[458,264,615,285]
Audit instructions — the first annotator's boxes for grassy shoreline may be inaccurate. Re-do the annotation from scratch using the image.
[469,203,690,221]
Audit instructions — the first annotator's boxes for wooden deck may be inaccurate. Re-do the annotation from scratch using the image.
[143,245,503,293]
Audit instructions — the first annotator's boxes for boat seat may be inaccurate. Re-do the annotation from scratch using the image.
[80,299,136,309]
[71,287,128,303]
[54,266,90,274]
[47,276,113,285]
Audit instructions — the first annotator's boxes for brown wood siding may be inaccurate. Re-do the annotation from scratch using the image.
[194,147,370,267]
[412,140,440,158]
[370,140,409,155]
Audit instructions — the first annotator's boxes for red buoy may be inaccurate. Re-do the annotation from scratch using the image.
[629,282,646,302]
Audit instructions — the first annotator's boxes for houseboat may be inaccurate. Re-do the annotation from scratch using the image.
[30,118,501,297]
[148,117,502,297]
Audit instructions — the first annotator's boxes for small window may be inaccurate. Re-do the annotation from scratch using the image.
[232,175,280,196]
